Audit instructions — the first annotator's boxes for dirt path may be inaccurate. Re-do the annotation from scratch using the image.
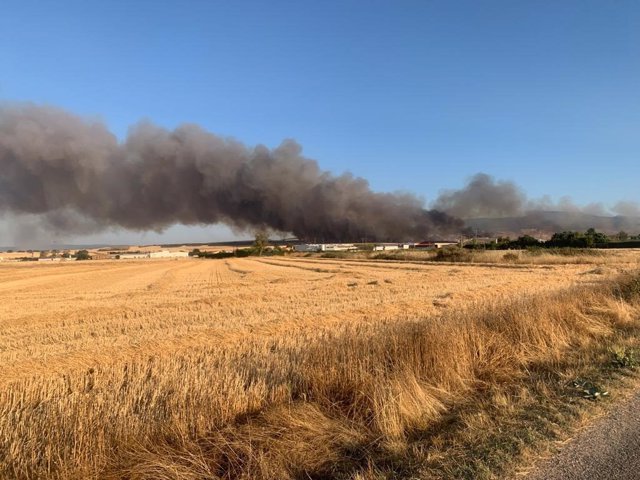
[522,388,640,480]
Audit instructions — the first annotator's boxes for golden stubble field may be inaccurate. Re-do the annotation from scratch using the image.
[5,253,637,382]
[1,251,639,478]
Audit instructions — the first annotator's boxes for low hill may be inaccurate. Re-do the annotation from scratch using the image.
[464,211,640,237]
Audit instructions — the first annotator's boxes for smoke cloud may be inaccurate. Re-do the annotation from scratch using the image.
[433,173,526,218]
[612,201,640,218]
[434,173,640,234]
[0,103,463,242]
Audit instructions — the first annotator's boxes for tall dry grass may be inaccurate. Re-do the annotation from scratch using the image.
[1,268,639,479]
[366,246,640,266]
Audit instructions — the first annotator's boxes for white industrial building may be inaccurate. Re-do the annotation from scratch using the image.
[293,244,322,252]
[294,243,357,252]
[149,250,189,258]
[116,253,148,259]
[373,243,404,251]
[323,243,357,251]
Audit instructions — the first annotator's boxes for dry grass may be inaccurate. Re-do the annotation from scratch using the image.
[365,247,640,266]
[1,254,639,479]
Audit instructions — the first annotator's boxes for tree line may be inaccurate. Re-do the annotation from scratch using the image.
[467,228,640,250]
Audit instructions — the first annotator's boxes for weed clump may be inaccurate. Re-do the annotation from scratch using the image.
[321,252,349,259]
[611,346,638,368]
[432,247,473,263]
[502,252,519,262]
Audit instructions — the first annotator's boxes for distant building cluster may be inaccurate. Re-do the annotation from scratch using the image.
[36,257,77,262]
[112,250,190,260]
[293,241,458,252]
[1,240,465,263]
[293,243,357,252]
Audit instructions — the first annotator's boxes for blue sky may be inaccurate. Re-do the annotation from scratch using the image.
[1,0,639,244]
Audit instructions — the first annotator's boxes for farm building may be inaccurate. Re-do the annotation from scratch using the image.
[373,244,400,251]
[293,244,322,252]
[294,243,357,252]
[116,253,149,260]
[322,244,357,252]
[149,250,189,259]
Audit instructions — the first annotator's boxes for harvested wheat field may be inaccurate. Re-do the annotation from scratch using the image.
[2,252,640,479]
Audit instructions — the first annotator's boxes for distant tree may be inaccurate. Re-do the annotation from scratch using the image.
[189,248,202,257]
[617,231,629,241]
[585,228,608,245]
[547,231,587,248]
[39,250,49,258]
[547,229,609,248]
[75,249,91,260]
[253,231,269,256]
[514,235,541,248]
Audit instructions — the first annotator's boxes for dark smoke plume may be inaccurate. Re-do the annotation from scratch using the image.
[0,103,462,242]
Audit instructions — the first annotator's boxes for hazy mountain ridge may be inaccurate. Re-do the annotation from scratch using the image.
[465,211,640,238]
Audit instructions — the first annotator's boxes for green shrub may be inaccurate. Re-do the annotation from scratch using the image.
[611,347,638,369]
[75,250,92,261]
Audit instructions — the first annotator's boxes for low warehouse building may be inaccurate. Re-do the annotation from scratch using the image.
[149,250,189,258]
[294,244,323,252]
[321,244,357,252]
[117,253,149,259]
[373,244,400,251]
[294,243,357,252]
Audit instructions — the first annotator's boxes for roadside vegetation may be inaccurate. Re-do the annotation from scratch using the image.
[368,246,633,265]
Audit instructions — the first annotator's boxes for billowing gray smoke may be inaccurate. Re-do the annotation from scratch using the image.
[0,103,463,242]
[433,173,525,218]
